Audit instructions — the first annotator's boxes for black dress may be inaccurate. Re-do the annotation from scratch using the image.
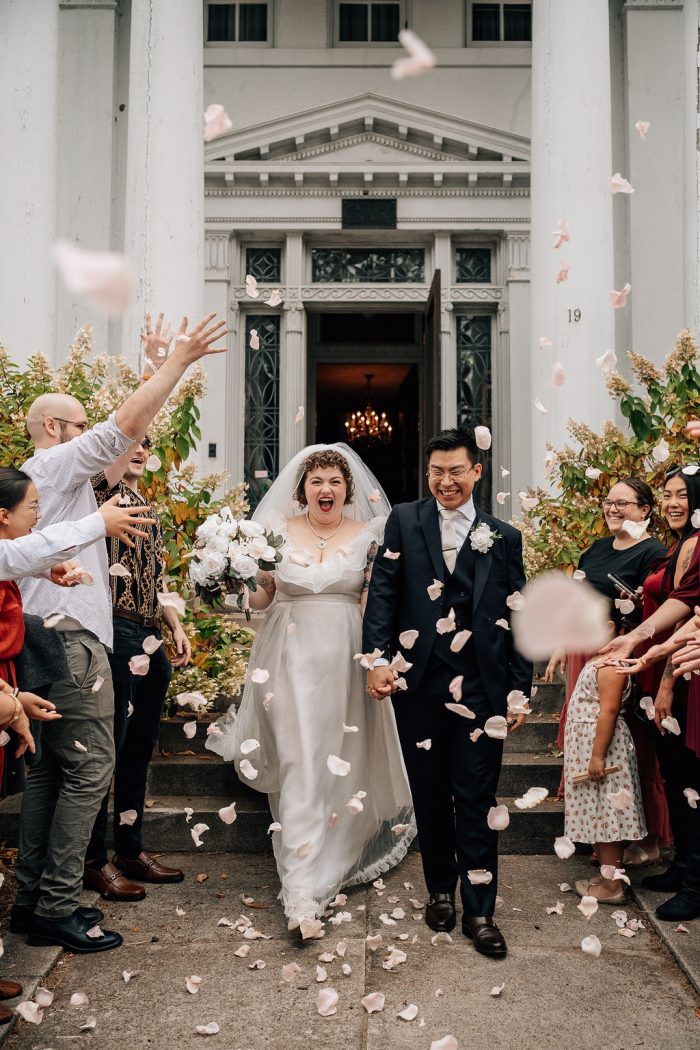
[578,536,667,629]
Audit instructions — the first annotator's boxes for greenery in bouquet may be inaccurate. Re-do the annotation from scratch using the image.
[518,329,700,577]
[0,327,253,707]
[189,510,285,618]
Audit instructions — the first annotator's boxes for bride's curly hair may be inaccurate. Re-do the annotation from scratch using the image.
[294,449,355,507]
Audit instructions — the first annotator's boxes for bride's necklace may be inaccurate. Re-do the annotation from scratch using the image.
[305,511,344,550]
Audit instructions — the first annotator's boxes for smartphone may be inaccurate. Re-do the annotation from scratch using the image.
[607,572,636,599]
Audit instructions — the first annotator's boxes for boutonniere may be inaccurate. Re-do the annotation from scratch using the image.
[469,521,501,554]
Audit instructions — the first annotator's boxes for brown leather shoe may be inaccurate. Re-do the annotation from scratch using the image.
[83,861,146,901]
[425,892,456,933]
[0,980,22,1001]
[462,915,507,957]
[0,1004,13,1024]
[113,851,185,884]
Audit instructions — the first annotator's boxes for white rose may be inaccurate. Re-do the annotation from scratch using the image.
[196,515,221,542]
[231,552,258,579]
[227,539,242,560]
[206,533,229,555]
[247,536,276,561]
[238,520,264,538]
[218,518,240,539]
[199,550,227,579]
[189,560,213,587]
[470,523,495,554]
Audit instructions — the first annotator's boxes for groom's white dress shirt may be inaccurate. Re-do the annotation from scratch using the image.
[437,497,476,561]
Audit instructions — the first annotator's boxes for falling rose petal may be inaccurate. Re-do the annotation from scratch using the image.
[469,728,484,743]
[555,263,570,284]
[610,173,634,194]
[119,809,138,826]
[585,467,602,480]
[191,823,209,848]
[88,675,105,696]
[490,984,505,997]
[266,289,283,307]
[74,740,88,753]
[682,464,700,476]
[142,635,163,655]
[218,802,237,825]
[399,629,419,649]
[596,348,617,372]
[317,987,339,1016]
[514,786,548,810]
[661,715,681,735]
[43,613,66,628]
[86,924,104,938]
[183,807,194,823]
[546,901,564,915]
[239,759,259,780]
[651,437,671,464]
[239,738,260,755]
[468,869,493,885]
[552,221,570,249]
[554,835,576,859]
[436,608,457,634]
[294,405,305,424]
[615,597,635,617]
[250,667,270,684]
[142,453,162,473]
[512,572,609,660]
[578,896,599,919]
[448,675,463,701]
[519,492,539,512]
[353,647,384,670]
[204,101,232,142]
[444,702,477,720]
[474,425,492,450]
[534,398,549,414]
[427,579,444,600]
[684,787,699,809]
[398,1004,419,1021]
[392,823,411,835]
[129,653,150,676]
[245,274,260,299]
[383,549,401,560]
[343,724,359,735]
[635,119,650,140]
[109,562,132,577]
[484,716,508,740]
[449,628,472,654]
[34,987,54,1008]
[158,591,186,616]
[607,787,632,811]
[551,362,566,387]
[361,992,386,1014]
[416,739,432,750]
[367,488,381,503]
[507,689,531,715]
[619,517,649,541]
[495,492,510,506]
[391,28,436,80]
[53,240,132,316]
[431,1036,459,1050]
[390,652,412,673]
[346,794,364,815]
[487,805,510,831]
[327,754,351,777]
[16,1001,44,1024]
[195,1022,220,1036]
[581,935,602,958]
[610,283,632,308]
[249,329,260,350]
[186,975,203,994]
[295,841,312,859]
[184,721,197,740]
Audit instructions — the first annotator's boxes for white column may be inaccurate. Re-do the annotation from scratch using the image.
[530,0,615,483]
[433,234,456,429]
[200,233,235,482]
[0,0,58,365]
[121,0,204,364]
[624,0,687,366]
[280,233,306,467]
[57,0,117,358]
[504,232,531,503]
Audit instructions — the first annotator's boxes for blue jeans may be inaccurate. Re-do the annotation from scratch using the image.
[87,618,172,862]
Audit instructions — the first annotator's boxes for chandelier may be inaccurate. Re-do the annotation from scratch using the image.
[344,373,392,444]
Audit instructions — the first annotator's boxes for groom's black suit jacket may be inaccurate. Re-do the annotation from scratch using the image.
[362,498,533,714]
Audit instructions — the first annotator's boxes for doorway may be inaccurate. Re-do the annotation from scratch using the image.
[308,310,428,504]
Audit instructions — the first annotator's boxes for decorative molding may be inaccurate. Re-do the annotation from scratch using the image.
[623,1,683,9]
[60,1,117,8]
[205,187,530,199]
[225,284,506,304]
[207,216,530,227]
[300,285,429,302]
[505,232,531,280]
[450,287,504,303]
[205,233,230,278]
[283,132,465,164]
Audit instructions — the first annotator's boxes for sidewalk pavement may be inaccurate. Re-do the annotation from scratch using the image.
[1,853,699,1050]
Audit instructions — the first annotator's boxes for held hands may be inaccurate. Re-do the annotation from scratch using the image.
[170,313,228,365]
[99,495,157,548]
[366,666,397,701]
[170,623,192,668]
[587,755,606,783]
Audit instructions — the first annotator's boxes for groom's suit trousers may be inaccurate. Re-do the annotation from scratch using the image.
[392,656,503,917]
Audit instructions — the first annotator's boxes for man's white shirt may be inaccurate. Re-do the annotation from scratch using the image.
[0,513,106,582]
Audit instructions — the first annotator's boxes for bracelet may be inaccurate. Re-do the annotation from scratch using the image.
[8,697,22,724]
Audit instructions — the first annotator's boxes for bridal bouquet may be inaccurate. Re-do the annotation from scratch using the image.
[188,507,284,619]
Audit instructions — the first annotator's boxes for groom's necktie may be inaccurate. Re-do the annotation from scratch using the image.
[441,509,460,574]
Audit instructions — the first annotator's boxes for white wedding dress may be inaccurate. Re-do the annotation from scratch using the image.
[206,517,416,923]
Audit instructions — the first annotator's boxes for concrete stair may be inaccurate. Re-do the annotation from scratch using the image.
[0,674,566,856]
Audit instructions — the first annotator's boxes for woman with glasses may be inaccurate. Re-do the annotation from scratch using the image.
[546,478,668,862]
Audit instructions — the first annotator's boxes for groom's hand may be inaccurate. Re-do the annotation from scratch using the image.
[508,713,528,733]
[366,667,397,700]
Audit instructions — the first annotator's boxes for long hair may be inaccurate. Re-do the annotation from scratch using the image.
[0,467,32,512]
[661,465,700,587]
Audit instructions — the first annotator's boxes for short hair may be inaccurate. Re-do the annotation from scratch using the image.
[424,427,482,466]
[293,449,355,507]
[0,467,33,512]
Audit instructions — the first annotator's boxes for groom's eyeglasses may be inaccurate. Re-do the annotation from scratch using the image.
[427,466,475,480]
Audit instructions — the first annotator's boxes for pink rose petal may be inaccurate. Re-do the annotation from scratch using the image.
[53,240,133,316]
[391,29,436,80]
[204,103,232,142]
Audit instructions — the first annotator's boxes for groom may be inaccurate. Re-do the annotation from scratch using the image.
[363,427,532,958]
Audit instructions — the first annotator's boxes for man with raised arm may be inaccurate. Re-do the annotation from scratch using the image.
[13,313,227,954]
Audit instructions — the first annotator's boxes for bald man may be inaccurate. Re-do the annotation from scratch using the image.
[14,313,227,955]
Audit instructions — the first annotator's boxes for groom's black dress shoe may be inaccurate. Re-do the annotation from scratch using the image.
[425,892,456,933]
[10,903,104,935]
[462,915,507,958]
[27,910,122,953]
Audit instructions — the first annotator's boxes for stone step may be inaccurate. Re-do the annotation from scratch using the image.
[145,750,563,800]
[0,791,564,857]
[531,679,565,714]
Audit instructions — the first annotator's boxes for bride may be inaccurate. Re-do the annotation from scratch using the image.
[207,444,415,937]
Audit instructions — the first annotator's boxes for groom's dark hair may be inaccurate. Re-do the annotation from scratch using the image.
[424,428,482,465]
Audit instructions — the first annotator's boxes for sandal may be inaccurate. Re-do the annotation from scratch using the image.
[623,843,661,869]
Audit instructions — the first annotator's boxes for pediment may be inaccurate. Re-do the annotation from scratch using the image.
[205,92,529,166]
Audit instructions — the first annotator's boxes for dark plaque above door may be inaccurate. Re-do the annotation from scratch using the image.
[342,198,397,229]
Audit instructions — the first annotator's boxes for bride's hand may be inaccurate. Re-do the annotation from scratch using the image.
[366,667,396,700]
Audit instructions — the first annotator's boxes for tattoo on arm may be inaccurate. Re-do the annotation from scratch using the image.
[662,656,675,680]
[256,570,275,597]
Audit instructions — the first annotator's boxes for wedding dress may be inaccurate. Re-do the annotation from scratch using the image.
[206,446,416,925]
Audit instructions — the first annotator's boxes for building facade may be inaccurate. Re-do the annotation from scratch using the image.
[1,0,699,505]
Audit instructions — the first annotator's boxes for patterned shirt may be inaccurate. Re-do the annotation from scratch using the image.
[92,474,165,620]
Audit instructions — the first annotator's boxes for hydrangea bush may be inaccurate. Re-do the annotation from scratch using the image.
[0,328,253,710]
[519,329,700,577]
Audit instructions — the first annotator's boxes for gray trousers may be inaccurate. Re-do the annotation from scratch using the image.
[15,629,115,918]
